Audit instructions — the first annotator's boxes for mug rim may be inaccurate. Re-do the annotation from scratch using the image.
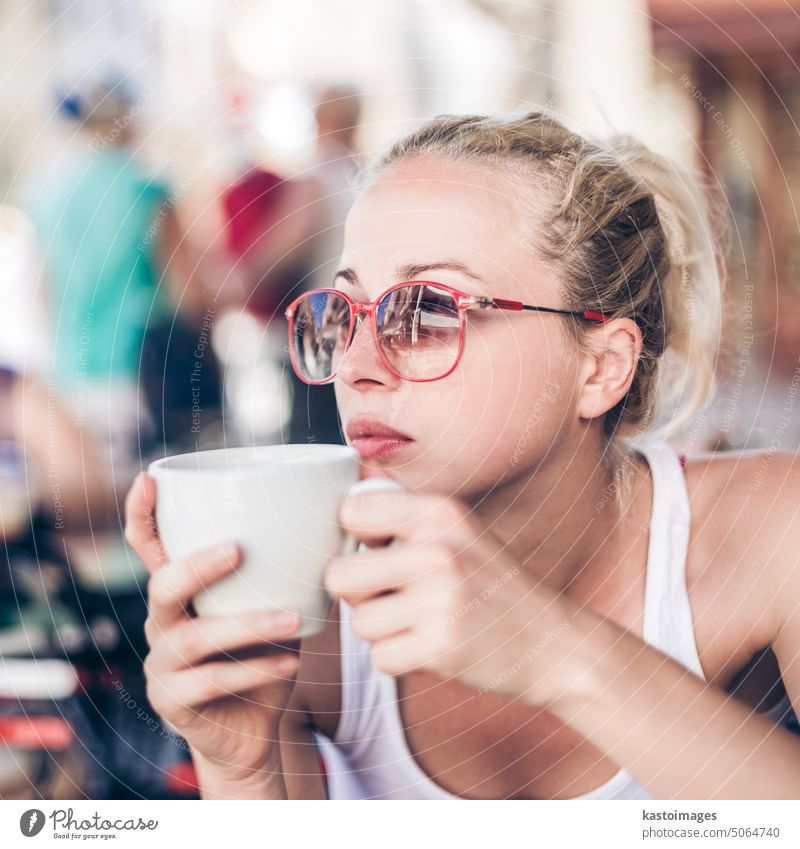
[147,443,359,477]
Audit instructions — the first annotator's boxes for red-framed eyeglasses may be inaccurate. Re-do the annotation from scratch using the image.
[284,280,611,385]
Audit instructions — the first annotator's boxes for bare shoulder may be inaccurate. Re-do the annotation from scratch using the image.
[286,599,343,740]
[682,449,800,679]
[684,448,800,561]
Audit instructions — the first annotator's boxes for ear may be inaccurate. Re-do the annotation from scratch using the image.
[575,318,643,421]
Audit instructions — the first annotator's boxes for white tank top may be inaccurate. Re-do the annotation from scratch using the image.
[313,442,797,799]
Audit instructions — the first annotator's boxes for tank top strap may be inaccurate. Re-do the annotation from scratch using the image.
[334,598,393,748]
[638,442,705,680]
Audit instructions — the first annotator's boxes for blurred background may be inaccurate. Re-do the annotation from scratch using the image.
[0,0,798,799]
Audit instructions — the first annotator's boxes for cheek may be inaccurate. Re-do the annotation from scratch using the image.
[331,321,579,494]
[423,323,570,447]
[462,322,579,453]
[404,372,570,497]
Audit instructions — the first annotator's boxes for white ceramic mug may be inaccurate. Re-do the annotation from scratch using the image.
[148,444,376,637]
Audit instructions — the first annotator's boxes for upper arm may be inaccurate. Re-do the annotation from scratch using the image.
[771,512,800,719]
[743,452,800,718]
[774,610,800,722]
[12,377,115,528]
[279,599,343,799]
[688,450,800,713]
[279,695,327,799]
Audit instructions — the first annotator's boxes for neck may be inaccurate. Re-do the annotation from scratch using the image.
[465,437,649,595]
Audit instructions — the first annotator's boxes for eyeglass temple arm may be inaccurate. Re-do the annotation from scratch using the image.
[475,296,611,324]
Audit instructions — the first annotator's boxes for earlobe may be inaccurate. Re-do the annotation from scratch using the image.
[575,319,642,422]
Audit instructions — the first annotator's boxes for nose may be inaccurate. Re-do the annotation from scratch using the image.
[337,311,400,390]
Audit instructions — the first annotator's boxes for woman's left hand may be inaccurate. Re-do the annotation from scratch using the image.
[325,488,578,701]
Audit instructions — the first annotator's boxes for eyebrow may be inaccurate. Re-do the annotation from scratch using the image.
[334,260,486,288]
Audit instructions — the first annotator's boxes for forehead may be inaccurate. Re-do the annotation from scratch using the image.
[341,157,552,298]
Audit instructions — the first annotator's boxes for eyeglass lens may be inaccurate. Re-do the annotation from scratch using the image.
[290,284,462,382]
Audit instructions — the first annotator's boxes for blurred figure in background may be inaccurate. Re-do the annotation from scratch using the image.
[23,81,223,473]
[287,84,363,445]
[0,366,116,540]
[203,85,364,450]
[3,85,211,793]
[308,85,363,292]
[222,167,319,322]
[686,280,800,454]
[220,167,322,445]
[20,80,225,595]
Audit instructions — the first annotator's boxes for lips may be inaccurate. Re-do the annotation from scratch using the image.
[345,416,414,460]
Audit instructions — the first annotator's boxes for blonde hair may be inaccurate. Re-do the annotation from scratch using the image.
[364,112,726,467]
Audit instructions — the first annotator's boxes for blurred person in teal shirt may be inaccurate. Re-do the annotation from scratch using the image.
[26,85,172,385]
[24,82,219,474]
[21,84,226,595]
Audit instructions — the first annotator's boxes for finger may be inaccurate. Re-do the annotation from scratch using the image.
[149,609,301,669]
[369,631,421,678]
[339,491,474,547]
[150,654,299,712]
[325,541,456,604]
[348,569,460,642]
[124,473,168,571]
[348,590,416,642]
[148,542,241,628]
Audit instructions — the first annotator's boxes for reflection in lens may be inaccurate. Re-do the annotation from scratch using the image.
[377,284,461,380]
[291,291,350,381]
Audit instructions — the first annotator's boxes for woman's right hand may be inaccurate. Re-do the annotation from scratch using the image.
[124,473,301,784]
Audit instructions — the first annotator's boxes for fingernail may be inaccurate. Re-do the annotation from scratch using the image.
[217,542,239,563]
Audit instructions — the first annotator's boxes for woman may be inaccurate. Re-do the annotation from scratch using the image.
[125,113,800,800]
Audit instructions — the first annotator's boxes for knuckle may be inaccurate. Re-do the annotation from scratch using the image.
[143,660,169,714]
[442,552,465,581]
[338,495,358,526]
[430,594,454,626]
[147,571,166,604]
[144,681,158,713]
[169,625,194,661]
[323,559,344,594]
[349,605,372,641]
[197,669,224,702]
[149,564,180,604]
[142,652,154,680]
[430,627,455,658]
[142,644,168,678]
[370,644,398,676]
[123,482,138,521]
[124,521,144,555]
[260,661,286,684]
[427,542,461,575]
[143,616,158,647]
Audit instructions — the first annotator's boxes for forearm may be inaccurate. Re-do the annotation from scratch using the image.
[541,609,800,799]
[13,378,119,532]
[193,747,287,800]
